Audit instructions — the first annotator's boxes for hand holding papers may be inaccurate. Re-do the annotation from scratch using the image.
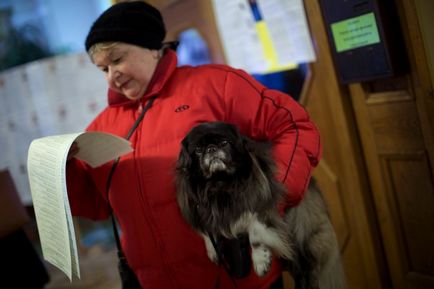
[27,132,133,281]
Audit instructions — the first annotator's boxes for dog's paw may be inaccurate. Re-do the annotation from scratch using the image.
[251,243,272,277]
[203,235,219,264]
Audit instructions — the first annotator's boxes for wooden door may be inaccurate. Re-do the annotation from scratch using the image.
[302,1,390,288]
[348,0,434,288]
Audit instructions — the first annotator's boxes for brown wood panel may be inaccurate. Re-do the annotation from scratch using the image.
[350,81,434,289]
[368,99,424,152]
[381,153,434,277]
[314,161,349,250]
[398,0,434,171]
[303,1,389,288]
[348,0,434,287]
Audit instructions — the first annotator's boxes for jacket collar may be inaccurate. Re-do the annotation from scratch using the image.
[107,49,178,107]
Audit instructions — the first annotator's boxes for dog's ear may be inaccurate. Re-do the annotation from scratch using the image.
[241,134,255,152]
[175,166,195,215]
[225,123,247,150]
[177,139,192,172]
[175,140,198,226]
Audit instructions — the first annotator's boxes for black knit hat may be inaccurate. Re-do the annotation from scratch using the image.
[85,1,166,51]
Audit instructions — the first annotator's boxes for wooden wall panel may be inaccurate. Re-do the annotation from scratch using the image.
[350,79,434,289]
[381,154,434,277]
[348,0,434,287]
[400,0,434,173]
[368,100,424,152]
[314,161,349,250]
[302,1,389,288]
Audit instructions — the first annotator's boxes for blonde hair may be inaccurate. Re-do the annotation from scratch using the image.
[88,42,119,59]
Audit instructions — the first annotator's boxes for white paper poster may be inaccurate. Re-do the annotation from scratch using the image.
[0,52,107,205]
[212,0,316,74]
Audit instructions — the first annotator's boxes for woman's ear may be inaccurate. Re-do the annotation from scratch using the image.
[151,49,161,59]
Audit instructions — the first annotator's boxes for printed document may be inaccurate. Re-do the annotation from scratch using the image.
[212,0,315,74]
[27,131,132,280]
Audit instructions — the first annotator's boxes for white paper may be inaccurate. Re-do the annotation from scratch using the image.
[257,0,316,64]
[27,131,132,280]
[212,0,268,73]
[212,0,316,73]
[74,131,133,168]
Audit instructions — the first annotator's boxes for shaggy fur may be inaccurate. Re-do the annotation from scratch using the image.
[175,122,346,289]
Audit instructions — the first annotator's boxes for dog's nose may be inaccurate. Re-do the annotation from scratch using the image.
[206,145,217,154]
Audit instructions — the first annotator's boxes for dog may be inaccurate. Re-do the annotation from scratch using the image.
[175,121,346,289]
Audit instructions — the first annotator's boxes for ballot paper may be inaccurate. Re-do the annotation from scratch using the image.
[27,132,133,280]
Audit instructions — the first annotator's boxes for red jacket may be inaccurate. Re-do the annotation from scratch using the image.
[66,50,321,288]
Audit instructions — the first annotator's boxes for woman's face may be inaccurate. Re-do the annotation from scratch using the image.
[92,43,160,100]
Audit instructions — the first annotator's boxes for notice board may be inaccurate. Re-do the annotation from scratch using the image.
[319,0,408,83]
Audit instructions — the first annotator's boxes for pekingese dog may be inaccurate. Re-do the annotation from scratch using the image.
[175,122,346,289]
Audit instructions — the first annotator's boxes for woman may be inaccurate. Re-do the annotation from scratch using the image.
[67,1,322,288]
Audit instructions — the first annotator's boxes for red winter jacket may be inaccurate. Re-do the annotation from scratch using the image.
[66,50,321,289]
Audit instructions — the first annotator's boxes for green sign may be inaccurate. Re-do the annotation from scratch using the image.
[331,12,381,52]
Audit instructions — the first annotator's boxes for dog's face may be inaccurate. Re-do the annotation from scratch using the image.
[176,121,284,239]
[178,122,247,179]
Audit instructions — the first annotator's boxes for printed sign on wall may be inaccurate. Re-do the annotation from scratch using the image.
[212,0,316,74]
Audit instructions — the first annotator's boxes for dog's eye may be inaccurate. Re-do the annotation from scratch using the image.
[219,140,229,147]
[195,147,204,154]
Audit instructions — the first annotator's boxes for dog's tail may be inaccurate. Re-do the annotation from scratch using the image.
[318,240,346,289]
[289,180,347,289]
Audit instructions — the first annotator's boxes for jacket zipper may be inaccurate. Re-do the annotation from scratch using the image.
[133,98,180,288]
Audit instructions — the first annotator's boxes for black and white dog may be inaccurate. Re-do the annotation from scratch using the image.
[175,122,346,289]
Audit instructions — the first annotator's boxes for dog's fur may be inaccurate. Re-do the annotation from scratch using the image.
[175,122,346,289]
